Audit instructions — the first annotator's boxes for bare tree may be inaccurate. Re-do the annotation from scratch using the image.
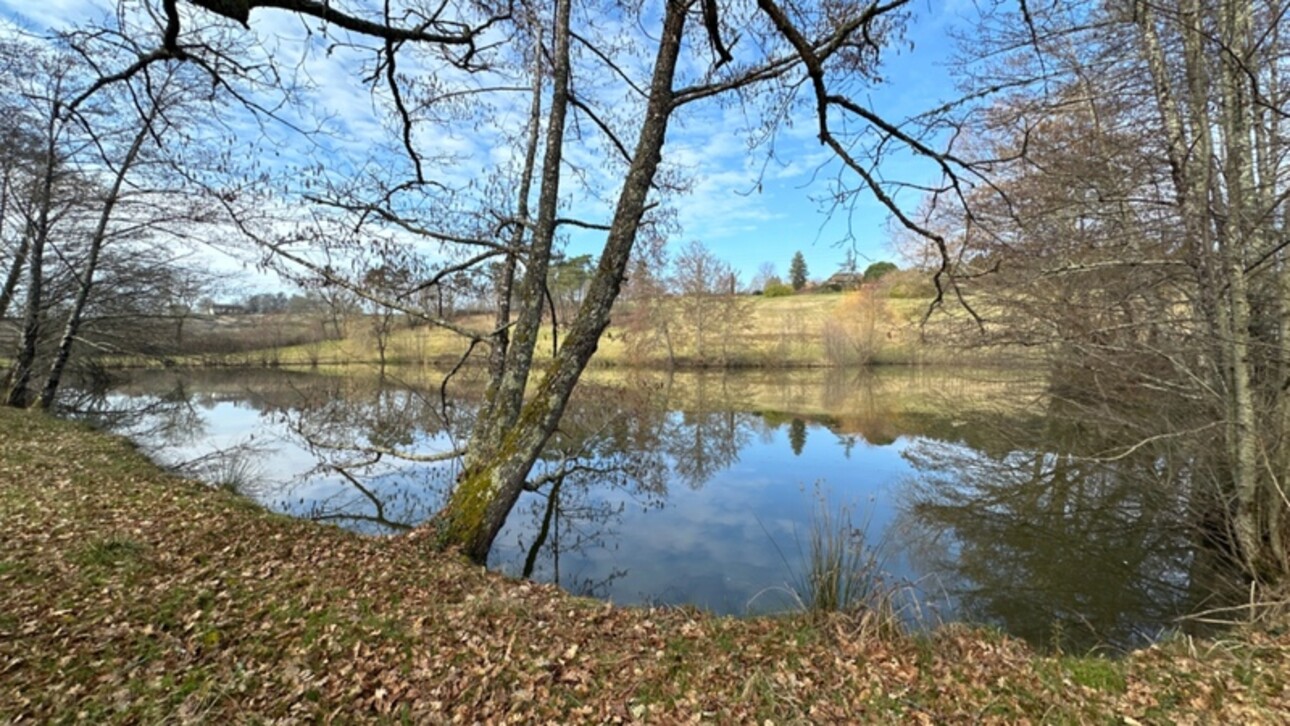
[56,0,967,564]
[898,0,1290,585]
[0,107,43,323]
[361,264,411,370]
[751,261,778,293]
[159,266,225,351]
[34,64,196,408]
[2,50,70,407]
[0,12,247,406]
[1132,0,1289,581]
[616,232,675,367]
[672,240,751,366]
[821,287,891,366]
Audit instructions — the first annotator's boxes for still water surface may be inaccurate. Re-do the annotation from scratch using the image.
[68,366,1224,652]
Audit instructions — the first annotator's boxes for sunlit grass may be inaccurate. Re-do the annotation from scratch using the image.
[76,289,1032,376]
[152,293,991,370]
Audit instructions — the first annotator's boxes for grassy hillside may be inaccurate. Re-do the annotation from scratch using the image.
[174,290,1003,370]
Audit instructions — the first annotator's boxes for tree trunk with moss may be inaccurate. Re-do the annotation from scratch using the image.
[437,0,687,563]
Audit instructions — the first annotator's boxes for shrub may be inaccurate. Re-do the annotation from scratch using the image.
[878,269,936,299]
[763,282,794,297]
[821,289,891,365]
[863,261,898,283]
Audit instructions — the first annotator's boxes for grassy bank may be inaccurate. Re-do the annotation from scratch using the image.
[2,409,1287,722]
[132,291,1011,371]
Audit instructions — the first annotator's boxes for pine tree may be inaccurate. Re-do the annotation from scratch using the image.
[789,251,808,291]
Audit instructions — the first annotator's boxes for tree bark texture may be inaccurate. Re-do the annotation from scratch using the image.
[1135,0,1289,580]
[439,0,688,563]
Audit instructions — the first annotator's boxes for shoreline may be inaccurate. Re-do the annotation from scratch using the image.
[2,407,1287,721]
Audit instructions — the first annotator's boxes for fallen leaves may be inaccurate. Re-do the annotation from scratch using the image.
[1,407,1288,723]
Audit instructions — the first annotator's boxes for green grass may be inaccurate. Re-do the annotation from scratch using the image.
[1062,656,1128,692]
[75,536,147,569]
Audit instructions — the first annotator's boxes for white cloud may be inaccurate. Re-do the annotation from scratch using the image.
[0,0,108,31]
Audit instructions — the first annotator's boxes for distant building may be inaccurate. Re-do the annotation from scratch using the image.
[822,271,864,291]
[205,303,248,316]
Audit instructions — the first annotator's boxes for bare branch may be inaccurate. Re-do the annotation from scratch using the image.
[701,0,734,69]
[187,0,503,46]
[569,93,632,165]
[303,195,514,252]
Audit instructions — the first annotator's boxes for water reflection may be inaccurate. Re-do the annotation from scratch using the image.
[63,376,208,448]
[789,419,806,455]
[897,409,1230,651]
[66,366,1234,650]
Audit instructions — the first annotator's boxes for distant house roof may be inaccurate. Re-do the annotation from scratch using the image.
[822,271,864,289]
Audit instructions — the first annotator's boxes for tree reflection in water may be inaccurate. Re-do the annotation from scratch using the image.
[62,375,207,450]
[502,374,756,595]
[897,409,1235,652]
[67,366,1245,649]
[282,370,466,534]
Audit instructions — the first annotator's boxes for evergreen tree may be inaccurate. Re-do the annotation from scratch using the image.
[789,251,808,291]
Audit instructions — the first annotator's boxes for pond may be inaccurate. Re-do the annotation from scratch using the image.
[65,365,1231,652]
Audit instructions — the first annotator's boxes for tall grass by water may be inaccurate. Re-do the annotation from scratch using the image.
[758,487,908,637]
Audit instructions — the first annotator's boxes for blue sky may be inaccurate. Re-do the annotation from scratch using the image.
[639,0,972,282]
[0,0,972,288]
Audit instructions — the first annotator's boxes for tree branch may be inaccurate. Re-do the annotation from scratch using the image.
[187,0,502,46]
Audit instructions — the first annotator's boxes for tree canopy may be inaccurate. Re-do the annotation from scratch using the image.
[863,261,897,283]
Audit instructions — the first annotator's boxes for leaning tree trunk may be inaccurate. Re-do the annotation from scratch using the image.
[6,100,60,409]
[0,164,29,321]
[0,231,29,323]
[37,113,151,409]
[437,0,688,563]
